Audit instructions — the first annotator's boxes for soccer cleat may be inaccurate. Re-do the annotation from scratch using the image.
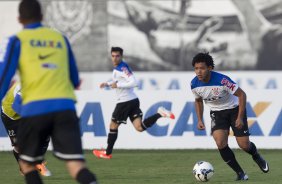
[36,161,52,177]
[235,172,248,181]
[253,154,269,173]
[93,149,112,159]
[157,106,175,119]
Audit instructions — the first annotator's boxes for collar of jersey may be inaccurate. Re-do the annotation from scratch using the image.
[24,22,43,29]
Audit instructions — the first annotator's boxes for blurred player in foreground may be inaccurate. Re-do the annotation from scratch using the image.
[0,0,98,183]
[1,82,51,176]
[93,47,175,159]
[190,52,269,180]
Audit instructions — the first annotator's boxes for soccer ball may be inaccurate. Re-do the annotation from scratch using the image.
[193,161,214,182]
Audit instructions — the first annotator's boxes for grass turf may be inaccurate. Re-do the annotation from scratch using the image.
[0,149,280,184]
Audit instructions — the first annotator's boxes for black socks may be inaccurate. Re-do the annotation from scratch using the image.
[219,145,244,174]
[25,170,43,184]
[106,129,118,155]
[76,168,97,184]
[141,114,162,130]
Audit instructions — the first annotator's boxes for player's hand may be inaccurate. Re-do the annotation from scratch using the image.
[197,121,205,130]
[235,118,244,129]
[110,82,118,88]
[100,82,108,88]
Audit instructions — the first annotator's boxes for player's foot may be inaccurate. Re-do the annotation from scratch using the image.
[93,149,112,159]
[252,154,269,173]
[157,106,175,119]
[235,172,248,181]
[36,161,52,177]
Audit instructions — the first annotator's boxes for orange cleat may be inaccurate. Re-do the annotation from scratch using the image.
[93,149,112,159]
[36,161,51,177]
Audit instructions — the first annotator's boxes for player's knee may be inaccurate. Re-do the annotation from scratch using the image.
[215,141,228,149]
[238,143,249,151]
[134,125,144,132]
[109,121,119,129]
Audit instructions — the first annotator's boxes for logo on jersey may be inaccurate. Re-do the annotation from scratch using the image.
[42,63,57,69]
[221,78,236,91]
[212,87,220,96]
[121,66,132,77]
[30,39,63,49]
[39,52,55,60]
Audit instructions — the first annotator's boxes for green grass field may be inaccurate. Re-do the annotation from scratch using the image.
[0,149,280,184]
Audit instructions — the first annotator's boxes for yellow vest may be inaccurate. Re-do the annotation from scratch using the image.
[2,82,21,120]
[16,27,76,105]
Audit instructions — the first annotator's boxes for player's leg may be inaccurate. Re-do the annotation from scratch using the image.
[233,124,269,173]
[1,112,25,174]
[35,136,52,176]
[1,113,19,160]
[93,102,124,159]
[52,110,98,184]
[211,109,247,180]
[93,122,119,158]
[131,99,174,131]
[66,160,97,184]
[213,129,247,180]
[17,115,52,184]
[132,107,174,131]
[105,121,120,156]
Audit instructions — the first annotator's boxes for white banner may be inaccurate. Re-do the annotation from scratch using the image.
[0,72,281,150]
[76,90,282,150]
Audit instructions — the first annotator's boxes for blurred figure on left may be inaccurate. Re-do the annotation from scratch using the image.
[0,0,98,184]
[1,82,51,177]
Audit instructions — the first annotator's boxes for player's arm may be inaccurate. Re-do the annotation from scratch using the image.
[114,70,138,89]
[0,36,21,101]
[100,80,115,88]
[194,97,205,130]
[64,36,80,89]
[233,87,247,129]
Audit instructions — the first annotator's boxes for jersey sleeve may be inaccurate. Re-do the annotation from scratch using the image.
[116,67,138,88]
[191,88,201,99]
[0,36,21,101]
[190,82,201,99]
[64,36,80,88]
[220,76,238,94]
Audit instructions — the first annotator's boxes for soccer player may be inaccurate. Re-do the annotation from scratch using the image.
[1,82,51,177]
[93,47,175,159]
[190,52,269,180]
[0,0,98,184]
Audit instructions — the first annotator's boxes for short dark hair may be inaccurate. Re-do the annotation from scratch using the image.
[111,47,123,56]
[192,52,215,69]
[19,0,42,22]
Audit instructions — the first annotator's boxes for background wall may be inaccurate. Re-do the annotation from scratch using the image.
[0,0,281,150]
[1,0,281,71]
[0,72,281,150]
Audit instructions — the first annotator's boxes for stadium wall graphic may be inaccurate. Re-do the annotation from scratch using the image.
[0,72,281,150]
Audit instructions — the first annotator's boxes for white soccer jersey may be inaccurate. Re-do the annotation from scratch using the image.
[190,71,239,111]
[107,61,138,103]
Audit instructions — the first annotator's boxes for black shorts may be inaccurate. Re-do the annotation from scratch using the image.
[112,98,143,124]
[210,106,250,137]
[1,111,20,147]
[17,110,84,164]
